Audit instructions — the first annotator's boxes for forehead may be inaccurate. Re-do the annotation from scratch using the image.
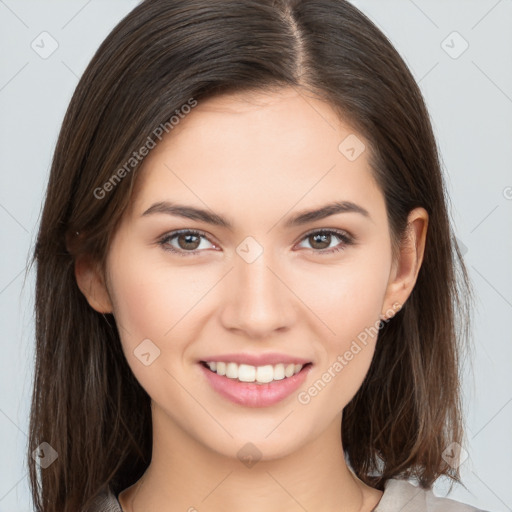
[127,87,382,224]
[161,87,357,151]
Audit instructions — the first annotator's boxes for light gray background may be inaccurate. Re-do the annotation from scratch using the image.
[1,0,511,510]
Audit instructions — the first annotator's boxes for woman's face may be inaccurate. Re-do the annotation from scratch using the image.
[83,87,424,461]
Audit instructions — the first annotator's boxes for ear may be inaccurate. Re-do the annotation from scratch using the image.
[74,255,113,314]
[381,207,429,319]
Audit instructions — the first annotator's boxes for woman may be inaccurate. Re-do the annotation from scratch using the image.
[28,0,490,511]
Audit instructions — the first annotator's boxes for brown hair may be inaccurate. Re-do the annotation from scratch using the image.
[28,0,473,510]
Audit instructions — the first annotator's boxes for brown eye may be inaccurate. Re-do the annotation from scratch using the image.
[308,232,332,250]
[176,233,201,250]
[296,229,353,255]
[158,229,216,256]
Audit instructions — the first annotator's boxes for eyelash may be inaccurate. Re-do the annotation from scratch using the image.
[157,228,354,257]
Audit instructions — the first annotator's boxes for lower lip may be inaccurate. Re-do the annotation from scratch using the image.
[199,363,313,408]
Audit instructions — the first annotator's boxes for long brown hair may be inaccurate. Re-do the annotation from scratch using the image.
[28,0,473,510]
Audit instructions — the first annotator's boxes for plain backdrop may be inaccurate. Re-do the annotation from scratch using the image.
[0,1,511,510]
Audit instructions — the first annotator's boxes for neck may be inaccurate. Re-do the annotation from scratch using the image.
[118,405,383,512]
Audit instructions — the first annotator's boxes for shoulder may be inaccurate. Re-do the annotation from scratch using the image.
[81,486,123,512]
[81,480,491,512]
[375,478,489,512]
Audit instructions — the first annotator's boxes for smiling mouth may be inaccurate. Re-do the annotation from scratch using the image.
[200,360,313,385]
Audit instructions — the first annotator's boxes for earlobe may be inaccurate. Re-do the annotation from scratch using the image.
[381,207,429,316]
[74,256,113,314]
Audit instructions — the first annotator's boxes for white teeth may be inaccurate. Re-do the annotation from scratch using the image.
[256,365,274,383]
[238,364,256,382]
[273,364,285,380]
[226,362,238,379]
[216,362,226,376]
[205,361,305,383]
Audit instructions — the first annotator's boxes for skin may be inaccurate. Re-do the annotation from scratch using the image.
[76,87,428,512]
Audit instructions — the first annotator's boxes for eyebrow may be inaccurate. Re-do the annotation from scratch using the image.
[141,200,371,228]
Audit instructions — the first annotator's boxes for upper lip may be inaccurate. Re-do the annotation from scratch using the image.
[199,352,312,366]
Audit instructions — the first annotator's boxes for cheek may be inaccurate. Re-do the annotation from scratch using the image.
[106,244,223,392]
[106,256,199,404]
[294,247,391,339]
[293,251,390,410]
[106,246,192,362]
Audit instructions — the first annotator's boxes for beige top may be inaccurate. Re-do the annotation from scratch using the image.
[84,478,489,512]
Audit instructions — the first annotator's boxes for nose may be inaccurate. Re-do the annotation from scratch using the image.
[219,248,297,339]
